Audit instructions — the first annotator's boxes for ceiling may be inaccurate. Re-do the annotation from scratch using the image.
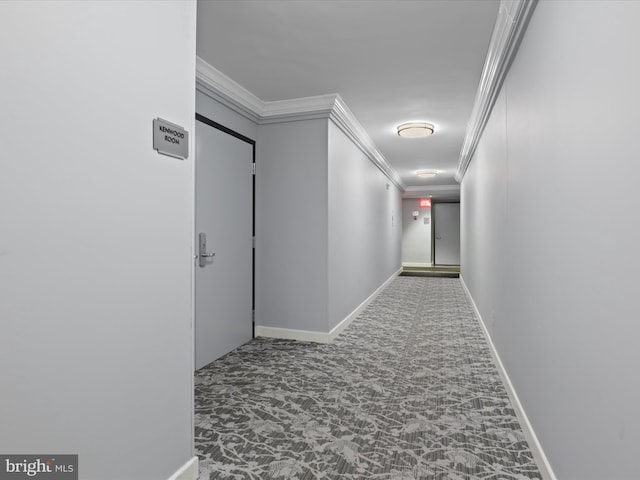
[196,0,500,200]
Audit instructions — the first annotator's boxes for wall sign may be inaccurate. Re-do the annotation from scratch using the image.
[419,198,432,208]
[153,118,188,159]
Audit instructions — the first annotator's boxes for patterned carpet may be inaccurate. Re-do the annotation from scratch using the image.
[195,277,542,479]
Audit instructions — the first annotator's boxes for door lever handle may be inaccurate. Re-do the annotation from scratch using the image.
[198,233,216,267]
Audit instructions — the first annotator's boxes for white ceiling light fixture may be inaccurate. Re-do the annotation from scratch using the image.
[415,169,438,178]
[397,122,434,138]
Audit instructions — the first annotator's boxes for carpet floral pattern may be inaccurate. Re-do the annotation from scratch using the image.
[195,277,542,479]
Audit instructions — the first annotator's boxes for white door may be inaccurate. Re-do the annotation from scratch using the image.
[434,202,461,265]
[195,115,254,370]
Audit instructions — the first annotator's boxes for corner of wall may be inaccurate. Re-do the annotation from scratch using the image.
[256,268,401,344]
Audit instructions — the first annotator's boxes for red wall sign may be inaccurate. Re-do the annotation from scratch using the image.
[419,198,432,208]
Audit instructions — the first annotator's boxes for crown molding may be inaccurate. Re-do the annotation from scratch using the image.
[261,93,338,122]
[195,56,264,122]
[330,96,405,190]
[455,0,538,183]
[403,184,461,197]
[195,56,405,190]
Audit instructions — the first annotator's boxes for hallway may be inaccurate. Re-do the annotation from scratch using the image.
[195,277,541,479]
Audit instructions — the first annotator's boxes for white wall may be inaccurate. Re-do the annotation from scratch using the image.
[402,199,432,266]
[256,119,329,332]
[328,122,402,330]
[461,2,640,478]
[0,2,196,479]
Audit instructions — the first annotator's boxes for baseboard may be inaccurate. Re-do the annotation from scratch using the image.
[328,267,401,342]
[256,268,402,344]
[255,325,332,343]
[167,456,198,480]
[459,276,556,480]
[402,262,432,268]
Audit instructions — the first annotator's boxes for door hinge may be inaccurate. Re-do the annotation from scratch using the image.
[252,163,256,175]
[252,236,256,248]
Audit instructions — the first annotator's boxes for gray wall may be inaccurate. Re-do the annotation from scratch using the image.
[328,122,402,330]
[461,2,640,478]
[402,199,432,267]
[255,118,402,334]
[196,90,259,141]
[0,2,196,479]
[256,119,329,332]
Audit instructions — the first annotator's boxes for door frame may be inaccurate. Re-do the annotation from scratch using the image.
[194,112,256,337]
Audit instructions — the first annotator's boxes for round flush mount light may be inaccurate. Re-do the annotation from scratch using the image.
[415,169,438,178]
[397,122,434,138]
